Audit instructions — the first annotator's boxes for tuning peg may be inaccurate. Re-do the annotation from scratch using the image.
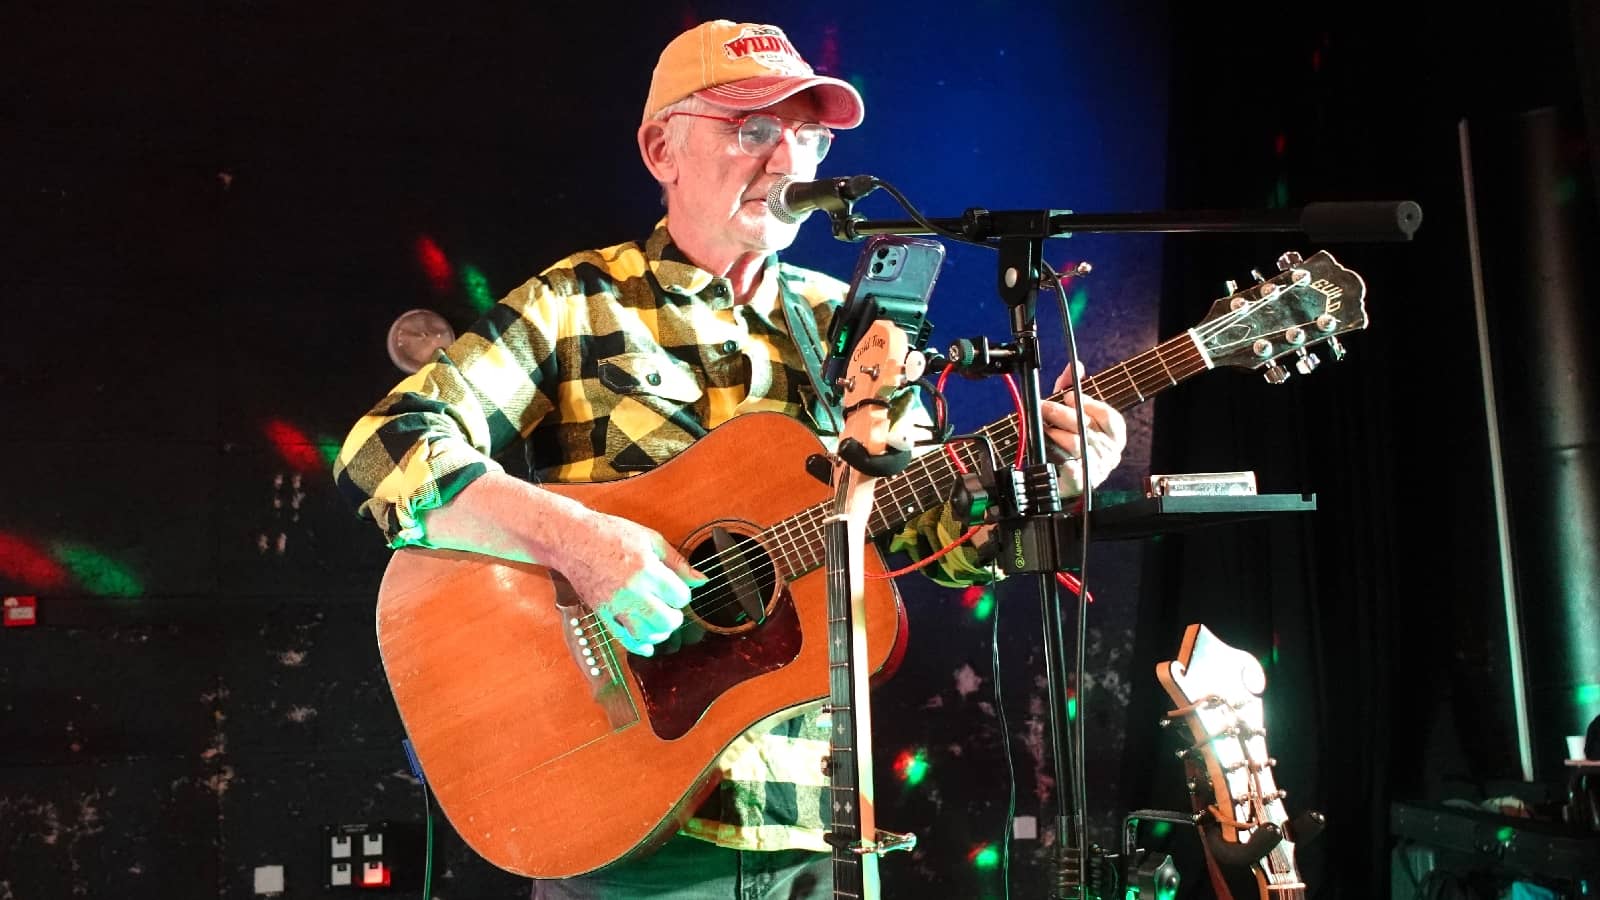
[1326,336,1347,360]
[1263,364,1291,385]
[1276,251,1304,271]
[1250,269,1266,283]
[1224,279,1239,295]
[1294,349,1321,375]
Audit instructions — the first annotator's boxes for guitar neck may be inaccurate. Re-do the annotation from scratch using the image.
[869,328,1211,536]
[762,329,1211,581]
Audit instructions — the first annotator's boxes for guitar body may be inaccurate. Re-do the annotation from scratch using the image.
[376,413,908,878]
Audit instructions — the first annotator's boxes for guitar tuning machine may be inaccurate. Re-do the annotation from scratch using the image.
[1250,268,1266,284]
[1276,251,1304,271]
[1294,348,1322,376]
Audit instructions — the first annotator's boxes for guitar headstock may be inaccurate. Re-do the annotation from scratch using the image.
[837,318,925,455]
[1157,624,1314,897]
[1195,250,1367,383]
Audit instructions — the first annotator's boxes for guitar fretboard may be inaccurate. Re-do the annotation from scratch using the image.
[824,516,866,898]
[760,331,1211,580]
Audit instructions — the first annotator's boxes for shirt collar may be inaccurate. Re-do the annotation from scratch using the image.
[644,217,779,310]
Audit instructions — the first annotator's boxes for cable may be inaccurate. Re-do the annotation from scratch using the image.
[992,595,1016,900]
[874,181,997,250]
[868,524,983,578]
[422,782,433,900]
[1042,260,1093,894]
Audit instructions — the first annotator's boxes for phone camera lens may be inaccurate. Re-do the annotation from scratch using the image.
[876,248,890,259]
[871,262,883,274]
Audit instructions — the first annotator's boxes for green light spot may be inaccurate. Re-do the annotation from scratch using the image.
[972,591,995,621]
[1576,683,1600,705]
[1158,884,1178,900]
[1556,175,1578,206]
[1151,821,1172,839]
[1068,286,1089,327]
[52,543,143,597]
[1067,695,1078,721]
[972,844,1000,869]
[896,748,929,786]
[1496,825,1514,844]
[317,435,342,469]
[462,265,495,315]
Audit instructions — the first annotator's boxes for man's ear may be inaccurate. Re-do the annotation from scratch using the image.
[638,120,677,186]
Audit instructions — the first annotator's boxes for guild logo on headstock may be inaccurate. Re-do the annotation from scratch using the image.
[1310,278,1344,302]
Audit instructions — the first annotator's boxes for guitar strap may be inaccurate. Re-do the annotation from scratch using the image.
[777,270,843,437]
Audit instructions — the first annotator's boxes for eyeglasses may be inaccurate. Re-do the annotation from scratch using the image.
[664,111,833,162]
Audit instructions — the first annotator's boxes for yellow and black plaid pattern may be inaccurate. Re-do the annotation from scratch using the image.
[334,219,988,851]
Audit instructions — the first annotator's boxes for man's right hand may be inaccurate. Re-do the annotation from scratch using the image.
[563,511,706,657]
[411,472,706,658]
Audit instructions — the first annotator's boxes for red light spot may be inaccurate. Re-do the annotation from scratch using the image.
[0,533,69,590]
[817,23,840,74]
[893,749,915,779]
[264,419,325,473]
[1311,49,1322,72]
[1274,134,1287,156]
[415,236,453,295]
[961,584,986,609]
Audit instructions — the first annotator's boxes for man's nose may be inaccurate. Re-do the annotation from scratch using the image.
[765,129,805,175]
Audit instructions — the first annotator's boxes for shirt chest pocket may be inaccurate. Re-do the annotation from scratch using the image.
[597,353,705,405]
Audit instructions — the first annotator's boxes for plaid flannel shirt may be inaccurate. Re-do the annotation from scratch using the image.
[334,219,990,852]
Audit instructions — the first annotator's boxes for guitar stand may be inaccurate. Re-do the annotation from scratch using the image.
[1194,809,1284,868]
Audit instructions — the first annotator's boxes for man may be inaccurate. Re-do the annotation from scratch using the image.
[334,19,1127,899]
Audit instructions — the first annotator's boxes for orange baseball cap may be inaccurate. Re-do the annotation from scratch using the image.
[643,20,865,128]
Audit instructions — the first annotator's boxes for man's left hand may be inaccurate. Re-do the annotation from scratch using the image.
[1041,362,1127,497]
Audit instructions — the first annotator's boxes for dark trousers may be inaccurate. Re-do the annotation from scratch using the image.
[529,834,831,900]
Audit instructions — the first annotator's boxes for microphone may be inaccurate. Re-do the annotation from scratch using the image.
[766,175,880,224]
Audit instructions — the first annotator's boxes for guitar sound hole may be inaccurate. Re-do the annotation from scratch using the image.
[686,530,778,633]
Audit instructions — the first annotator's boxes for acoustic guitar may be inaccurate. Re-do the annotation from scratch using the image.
[1156,624,1324,899]
[376,251,1365,876]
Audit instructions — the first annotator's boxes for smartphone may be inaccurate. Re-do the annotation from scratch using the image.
[823,235,945,403]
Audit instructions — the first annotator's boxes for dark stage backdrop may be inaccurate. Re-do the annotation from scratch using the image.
[1128,4,1600,900]
[1,3,1174,899]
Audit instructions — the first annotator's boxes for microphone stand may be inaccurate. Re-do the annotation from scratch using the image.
[821,196,1420,899]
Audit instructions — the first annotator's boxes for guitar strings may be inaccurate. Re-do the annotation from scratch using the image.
[571,303,1282,636]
